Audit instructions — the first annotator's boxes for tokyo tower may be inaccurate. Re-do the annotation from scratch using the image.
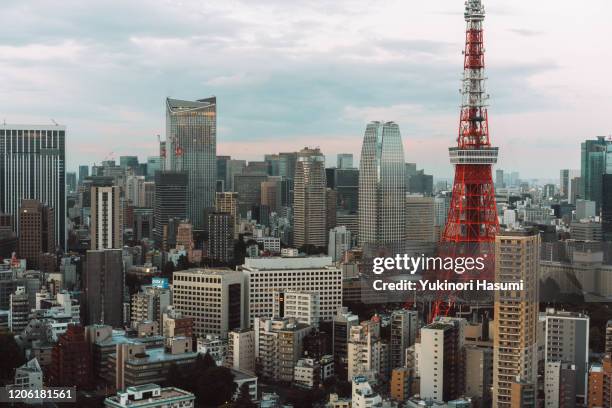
[431,0,499,320]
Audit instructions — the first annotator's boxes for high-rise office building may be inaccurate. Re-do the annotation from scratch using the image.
[602,174,612,241]
[153,171,187,246]
[328,226,352,262]
[207,212,234,263]
[78,165,89,185]
[581,136,610,210]
[66,172,77,193]
[85,249,124,327]
[337,154,353,169]
[264,154,280,176]
[294,148,327,248]
[234,174,268,217]
[1,125,66,248]
[216,155,231,191]
[278,152,298,180]
[405,196,435,242]
[165,97,217,229]
[216,192,239,238]
[173,268,245,337]
[146,156,161,180]
[492,229,540,408]
[328,168,360,213]
[496,169,505,189]
[261,178,281,213]
[18,199,55,269]
[90,186,123,250]
[358,121,405,245]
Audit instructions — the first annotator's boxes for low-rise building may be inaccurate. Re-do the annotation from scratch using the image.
[104,384,195,408]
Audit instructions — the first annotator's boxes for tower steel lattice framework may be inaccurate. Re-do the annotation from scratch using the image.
[431,0,499,320]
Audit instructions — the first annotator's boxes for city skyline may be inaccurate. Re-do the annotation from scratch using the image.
[2,0,612,179]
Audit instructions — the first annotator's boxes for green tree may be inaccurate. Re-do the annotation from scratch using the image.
[195,366,236,407]
[0,331,25,384]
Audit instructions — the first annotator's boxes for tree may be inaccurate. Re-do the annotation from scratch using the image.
[0,331,25,384]
[231,383,256,408]
[195,366,236,407]
[194,352,216,372]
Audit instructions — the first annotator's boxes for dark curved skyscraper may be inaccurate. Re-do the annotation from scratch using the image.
[358,121,406,245]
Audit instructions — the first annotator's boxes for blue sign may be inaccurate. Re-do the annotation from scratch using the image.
[152,277,169,289]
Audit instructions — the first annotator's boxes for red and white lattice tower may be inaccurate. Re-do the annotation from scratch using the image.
[431,0,499,320]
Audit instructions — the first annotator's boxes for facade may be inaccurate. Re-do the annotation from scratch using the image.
[293,147,327,248]
[241,256,342,326]
[581,136,610,210]
[0,125,66,248]
[539,308,589,404]
[465,344,493,406]
[216,192,239,238]
[49,325,92,388]
[254,316,312,382]
[91,186,123,250]
[9,286,29,333]
[390,367,411,402]
[417,318,466,403]
[544,362,576,408]
[328,226,352,262]
[207,212,234,263]
[390,310,418,370]
[85,249,124,327]
[273,291,320,328]
[602,174,612,241]
[165,97,217,229]
[111,338,197,390]
[130,286,171,331]
[352,376,383,408]
[405,196,435,242]
[226,329,256,373]
[153,171,188,246]
[347,320,382,382]
[12,358,43,389]
[358,121,406,245]
[587,355,612,408]
[18,200,55,269]
[104,384,195,408]
[492,230,540,408]
[172,269,245,337]
[337,154,353,169]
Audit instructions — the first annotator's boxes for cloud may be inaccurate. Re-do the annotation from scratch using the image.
[0,0,610,179]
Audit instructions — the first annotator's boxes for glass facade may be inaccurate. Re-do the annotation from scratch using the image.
[358,121,405,245]
[0,125,66,248]
[166,97,217,229]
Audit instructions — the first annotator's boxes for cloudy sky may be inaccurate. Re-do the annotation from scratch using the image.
[2,0,611,179]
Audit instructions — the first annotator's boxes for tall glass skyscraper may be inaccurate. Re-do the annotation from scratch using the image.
[0,125,66,248]
[358,121,405,245]
[165,97,217,229]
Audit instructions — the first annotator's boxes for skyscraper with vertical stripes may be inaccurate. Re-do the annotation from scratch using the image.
[165,97,217,229]
[358,121,406,246]
[0,125,66,249]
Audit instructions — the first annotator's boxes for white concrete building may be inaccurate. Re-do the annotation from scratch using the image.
[544,361,576,408]
[104,384,195,408]
[242,256,342,326]
[226,329,256,373]
[348,320,382,383]
[352,376,383,408]
[273,291,320,328]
